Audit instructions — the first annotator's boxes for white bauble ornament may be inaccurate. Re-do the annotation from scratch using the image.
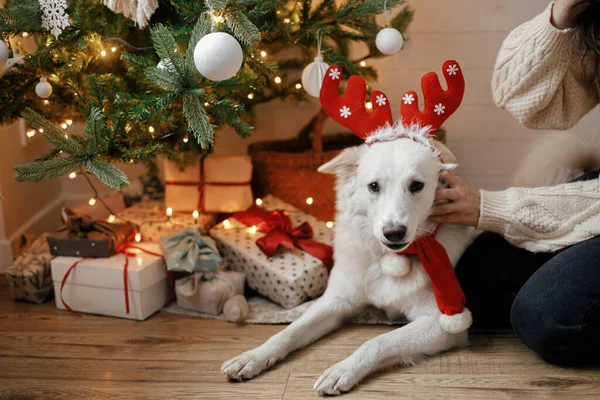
[376,27,404,55]
[301,53,329,98]
[193,32,243,81]
[35,77,53,99]
[0,41,8,68]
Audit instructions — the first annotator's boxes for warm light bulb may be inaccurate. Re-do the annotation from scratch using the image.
[135,233,142,243]
[284,18,291,23]
[223,219,231,229]
[66,119,73,125]
[255,198,263,206]
[100,50,107,57]
[360,61,367,67]
[274,76,282,84]
[43,100,49,105]
[166,207,173,217]
[326,221,334,229]
[247,93,254,100]
[61,123,68,129]
[295,83,302,89]
[108,214,116,223]
[366,102,373,110]
[250,225,258,234]
[22,32,28,37]
[192,210,199,219]
[111,47,117,52]
[260,50,267,57]
[183,137,189,143]
[26,130,36,138]
[68,171,77,179]
[204,102,209,106]
[148,126,155,133]
[38,128,44,133]
[306,197,314,205]
[64,134,69,139]
[88,197,97,206]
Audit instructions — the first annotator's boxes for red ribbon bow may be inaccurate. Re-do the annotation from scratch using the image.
[60,237,172,317]
[233,206,334,270]
[397,228,465,316]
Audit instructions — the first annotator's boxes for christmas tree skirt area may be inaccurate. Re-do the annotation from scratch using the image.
[164,290,407,325]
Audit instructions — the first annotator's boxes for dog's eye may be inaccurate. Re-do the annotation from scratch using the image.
[368,182,380,193]
[410,181,424,193]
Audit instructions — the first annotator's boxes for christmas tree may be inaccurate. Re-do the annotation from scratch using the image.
[0,0,413,190]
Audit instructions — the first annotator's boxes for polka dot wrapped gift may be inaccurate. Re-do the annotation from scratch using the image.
[210,195,333,309]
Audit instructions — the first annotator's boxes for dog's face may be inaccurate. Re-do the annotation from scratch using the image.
[319,129,456,253]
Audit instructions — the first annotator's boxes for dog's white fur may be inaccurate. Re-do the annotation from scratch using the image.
[222,123,476,395]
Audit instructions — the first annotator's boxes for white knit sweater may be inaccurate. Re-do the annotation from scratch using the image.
[480,2,600,252]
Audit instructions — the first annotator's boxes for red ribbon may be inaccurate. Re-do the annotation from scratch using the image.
[397,228,465,316]
[164,154,250,212]
[60,240,172,317]
[233,206,334,270]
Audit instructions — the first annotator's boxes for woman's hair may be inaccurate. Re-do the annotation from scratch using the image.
[572,0,600,82]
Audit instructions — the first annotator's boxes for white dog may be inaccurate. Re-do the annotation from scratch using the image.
[221,123,476,395]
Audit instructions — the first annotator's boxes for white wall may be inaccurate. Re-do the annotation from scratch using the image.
[214,0,600,191]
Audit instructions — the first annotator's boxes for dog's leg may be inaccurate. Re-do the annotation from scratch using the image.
[314,314,467,396]
[222,291,362,381]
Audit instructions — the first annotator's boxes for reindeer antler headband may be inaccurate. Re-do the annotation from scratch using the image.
[319,60,465,141]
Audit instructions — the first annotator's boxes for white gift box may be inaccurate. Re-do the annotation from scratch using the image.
[164,155,253,213]
[210,195,332,309]
[51,243,170,320]
[118,200,216,242]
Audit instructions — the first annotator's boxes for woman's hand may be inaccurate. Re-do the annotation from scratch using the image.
[552,0,580,30]
[429,171,481,227]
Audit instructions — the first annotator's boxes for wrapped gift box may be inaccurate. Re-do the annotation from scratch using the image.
[164,155,253,213]
[210,195,332,309]
[6,234,54,303]
[51,243,170,320]
[118,200,215,242]
[47,218,136,258]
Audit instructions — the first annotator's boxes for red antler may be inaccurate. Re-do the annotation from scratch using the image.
[319,65,393,140]
[400,60,465,134]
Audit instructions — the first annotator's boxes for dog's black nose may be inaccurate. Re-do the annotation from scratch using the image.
[383,225,407,243]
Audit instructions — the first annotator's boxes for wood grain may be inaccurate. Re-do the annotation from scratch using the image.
[1,276,599,399]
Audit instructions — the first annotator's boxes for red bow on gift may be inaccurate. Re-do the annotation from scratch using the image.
[233,206,334,270]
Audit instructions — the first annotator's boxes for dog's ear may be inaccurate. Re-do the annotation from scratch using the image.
[441,163,458,171]
[318,146,363,177]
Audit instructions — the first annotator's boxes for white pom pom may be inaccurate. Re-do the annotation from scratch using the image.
[439,309,472,334]
[193,32,243,82]
[301,53,329,98]
[376,28,404,55]
[35,77,53,99]
[0,41,8,68]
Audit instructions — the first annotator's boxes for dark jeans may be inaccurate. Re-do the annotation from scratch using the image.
[455,170,600,364]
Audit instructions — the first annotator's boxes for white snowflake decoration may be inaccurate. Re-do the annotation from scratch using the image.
[329,68,341,80]
[446,64,459,76]
[434,103,446,115]
[339,106,352,118]
[402,93,415,105]
[375,94,387,107]
[39,0,70,38]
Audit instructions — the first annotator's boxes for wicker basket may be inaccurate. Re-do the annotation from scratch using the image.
[248,110,362,221]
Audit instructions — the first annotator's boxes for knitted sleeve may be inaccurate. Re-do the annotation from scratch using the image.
[491,3,599,130]
[477,178,600,252]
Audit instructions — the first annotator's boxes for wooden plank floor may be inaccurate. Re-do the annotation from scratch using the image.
[1,277,599,399]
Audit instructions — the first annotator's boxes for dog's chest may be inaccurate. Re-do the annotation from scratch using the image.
[363,256,431,311]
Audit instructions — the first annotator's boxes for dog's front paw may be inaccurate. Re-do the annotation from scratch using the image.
[381,254,411,277]
[314,361,361,396]
[221,350,275,381]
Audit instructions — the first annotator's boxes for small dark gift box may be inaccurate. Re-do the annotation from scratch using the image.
[47,207,135,258]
